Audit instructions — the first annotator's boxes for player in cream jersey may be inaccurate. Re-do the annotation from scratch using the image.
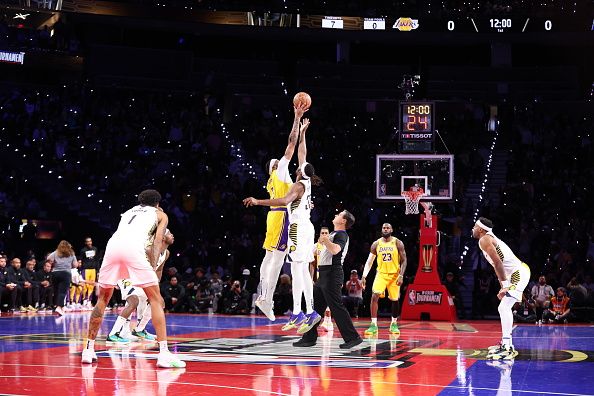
[108,230,174,343]
[473,217,531,360]
[83,190,185,369]
[244,117,323,334]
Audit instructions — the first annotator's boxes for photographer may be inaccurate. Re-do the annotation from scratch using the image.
[513,291,537,323]
[223,280,250,315]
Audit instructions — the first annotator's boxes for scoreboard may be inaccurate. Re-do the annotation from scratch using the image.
[305,15,593,33]
[399,102,435,153]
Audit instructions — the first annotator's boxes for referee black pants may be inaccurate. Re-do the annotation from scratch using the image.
[300,265,360,343]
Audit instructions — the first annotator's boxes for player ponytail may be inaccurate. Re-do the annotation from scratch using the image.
[304,163,323,186]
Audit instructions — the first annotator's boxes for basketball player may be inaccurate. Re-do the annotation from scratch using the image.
[81,190,185,368]
[107,229,174,343]
[312,227,333,332]
[244,118,323,334]
[472,217,531,360]
[252,103,308,321]
[362,223,407,336]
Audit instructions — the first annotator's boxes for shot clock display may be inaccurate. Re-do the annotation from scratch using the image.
[399,101,435,153]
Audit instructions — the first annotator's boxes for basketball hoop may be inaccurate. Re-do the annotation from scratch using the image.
[402,187,424,215]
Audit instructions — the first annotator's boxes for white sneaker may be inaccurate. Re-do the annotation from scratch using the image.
[81,349,98,364]
[119,329,138,342]
[55,306,65,316]
[156,352,186,368]
[255,299,275,321]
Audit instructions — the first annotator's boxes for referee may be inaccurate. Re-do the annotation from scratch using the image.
[293,210,362,349]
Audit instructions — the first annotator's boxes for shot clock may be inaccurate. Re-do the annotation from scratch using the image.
[399,101,435,153]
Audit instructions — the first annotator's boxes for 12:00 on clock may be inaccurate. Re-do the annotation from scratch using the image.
[400,102,434,133]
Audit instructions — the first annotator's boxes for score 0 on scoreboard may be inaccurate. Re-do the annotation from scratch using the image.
[399,101,435,153]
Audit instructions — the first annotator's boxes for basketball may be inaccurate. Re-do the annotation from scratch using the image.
[293,91,312,109]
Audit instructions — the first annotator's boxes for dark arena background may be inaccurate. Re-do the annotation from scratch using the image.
[1,0,594,395]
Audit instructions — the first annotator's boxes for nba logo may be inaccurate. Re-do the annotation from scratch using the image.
[408,289,416,305]
[380,184,386,196]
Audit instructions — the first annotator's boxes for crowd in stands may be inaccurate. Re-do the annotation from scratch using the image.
[1,79,593,321]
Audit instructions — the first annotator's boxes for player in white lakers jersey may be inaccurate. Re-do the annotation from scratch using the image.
[362,223,407,336]
[107,229,174,343]
[82,190,185,368]
[473,217,531,360]
[249,103,307,321]
[244,117,323,334]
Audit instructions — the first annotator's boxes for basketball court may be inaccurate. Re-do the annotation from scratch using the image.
[0,312,593,395]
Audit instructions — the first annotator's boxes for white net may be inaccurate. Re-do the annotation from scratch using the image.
[402,191,424,215]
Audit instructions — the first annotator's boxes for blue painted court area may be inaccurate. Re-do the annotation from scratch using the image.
[440,324,594,396]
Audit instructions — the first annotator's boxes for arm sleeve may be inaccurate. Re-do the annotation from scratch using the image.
[276,156,292,183]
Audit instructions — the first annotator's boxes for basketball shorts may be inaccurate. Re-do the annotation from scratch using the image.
[98,237,158,288]
[118,279,148,302]
[372,272,401,301]
[507,262,531,300]
[263,208,290,252]
[287,221,315,263]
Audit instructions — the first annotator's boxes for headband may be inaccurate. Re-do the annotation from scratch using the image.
[476,220,492,233]
[269,158,278,174]
[300,162,310,180]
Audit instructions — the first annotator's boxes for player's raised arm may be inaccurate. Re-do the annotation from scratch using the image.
[297,118,310,166]
[283,104,307,161]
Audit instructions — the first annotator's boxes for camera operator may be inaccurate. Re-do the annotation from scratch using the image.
[223,280,249,315]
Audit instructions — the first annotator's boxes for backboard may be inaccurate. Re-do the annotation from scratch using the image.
[376,154,454,201]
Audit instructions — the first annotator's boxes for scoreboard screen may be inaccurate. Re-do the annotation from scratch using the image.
[399,102,435,153]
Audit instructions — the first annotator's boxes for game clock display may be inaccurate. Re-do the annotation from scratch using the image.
[399,101,435,153]
[400,102,433,133]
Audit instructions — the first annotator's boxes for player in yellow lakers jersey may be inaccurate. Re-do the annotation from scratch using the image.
[311,227,333,331]
[246,103,307,321]
[361,223,407,336]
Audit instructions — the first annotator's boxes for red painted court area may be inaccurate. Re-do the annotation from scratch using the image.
[1,312,593,395]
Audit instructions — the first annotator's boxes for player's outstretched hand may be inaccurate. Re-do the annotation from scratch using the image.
[361,278,366,290]
[294,103,308,118]
[300,118,310,134]
[243,197,258,207]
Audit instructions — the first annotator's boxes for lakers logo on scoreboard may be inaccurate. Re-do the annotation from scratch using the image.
[393,18,419,31]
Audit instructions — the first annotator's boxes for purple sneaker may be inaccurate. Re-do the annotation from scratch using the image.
[297,311,322,334]
[282,312,307,331]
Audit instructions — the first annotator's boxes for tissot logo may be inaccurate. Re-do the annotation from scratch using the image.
[402,133,432,139]
[13,13,30,20]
